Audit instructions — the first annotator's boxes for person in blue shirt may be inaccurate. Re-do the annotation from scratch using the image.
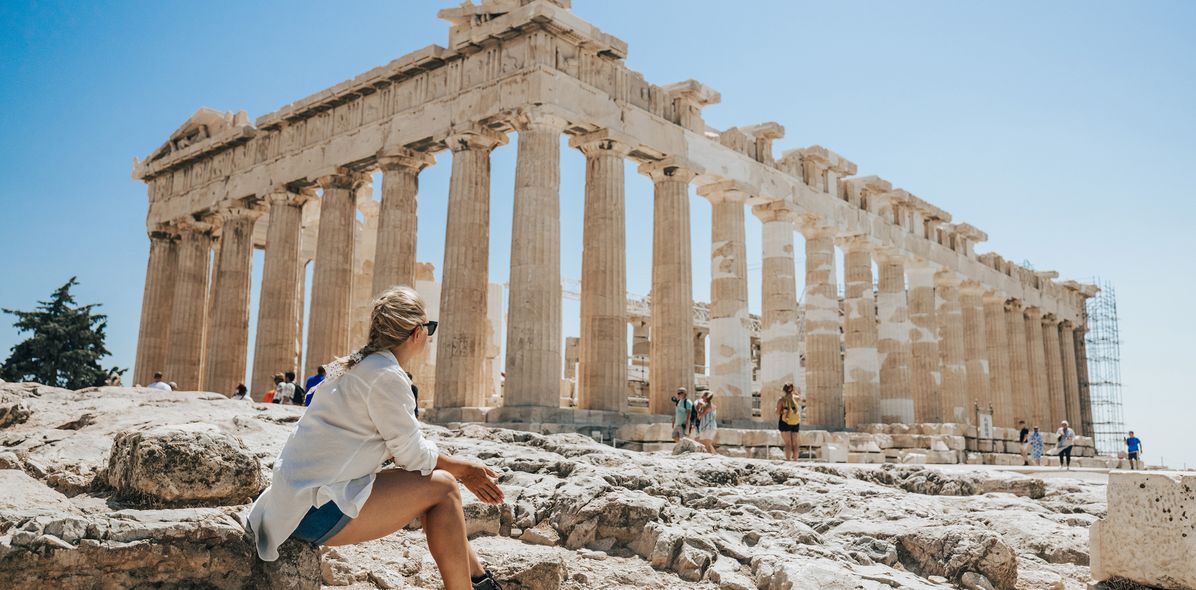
[304,366,326,393]
[1125,431,1144,470]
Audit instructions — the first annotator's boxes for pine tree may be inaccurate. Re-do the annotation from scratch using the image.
[1,277,124,389]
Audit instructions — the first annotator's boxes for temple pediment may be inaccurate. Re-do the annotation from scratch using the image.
[144,108,248,164]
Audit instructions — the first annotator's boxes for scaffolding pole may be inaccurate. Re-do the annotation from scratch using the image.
[1085,278,1125,456]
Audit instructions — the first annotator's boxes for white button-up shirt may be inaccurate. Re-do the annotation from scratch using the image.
[246,350,438,561]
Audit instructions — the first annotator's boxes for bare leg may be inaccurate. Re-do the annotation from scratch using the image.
[701,438,715,453]
[325,469,480,590]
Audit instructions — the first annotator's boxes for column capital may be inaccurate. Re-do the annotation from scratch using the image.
[217,204,266,224]
[1023,305,1044,319]
[172,218,216,237]
[445,128,507,152]
[1004,298,1025,312]
[569,128,636,157]
[317,171,370,191]
[512,107,570,133]
[750,200,798,223]
[696,179,754,203]
[835,233,875,253]
[981,290,1006,304]
[959,279,987,296]
[638,156,702,183]
[377,148,435,172]
[1041,313,1061,327]
[267,187,317,208]
[1059,319,1075,330]
[148,224,179,241]
[795,214,834,238]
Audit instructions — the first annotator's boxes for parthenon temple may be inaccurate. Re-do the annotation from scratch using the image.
[131,0,1098,437]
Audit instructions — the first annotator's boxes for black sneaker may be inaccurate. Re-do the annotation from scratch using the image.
[472,569,502,590]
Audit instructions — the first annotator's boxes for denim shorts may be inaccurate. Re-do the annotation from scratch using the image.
[291,501,352,545]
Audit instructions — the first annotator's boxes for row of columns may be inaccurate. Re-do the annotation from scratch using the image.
[135,116,1090,434]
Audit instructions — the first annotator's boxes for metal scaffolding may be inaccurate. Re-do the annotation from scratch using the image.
[1085,278,1125,456]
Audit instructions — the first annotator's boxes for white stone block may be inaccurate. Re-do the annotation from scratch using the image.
[1091,471,1196,589]
[821,443,848,463]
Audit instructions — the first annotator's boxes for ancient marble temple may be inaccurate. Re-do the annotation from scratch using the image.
[131,0,1097,434]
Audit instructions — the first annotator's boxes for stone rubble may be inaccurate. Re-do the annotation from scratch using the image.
[0,383,1115,589]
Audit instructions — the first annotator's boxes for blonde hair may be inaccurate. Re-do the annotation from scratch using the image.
[326,285,427,378]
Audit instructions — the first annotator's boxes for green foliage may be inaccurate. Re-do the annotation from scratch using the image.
[1,277,124,389]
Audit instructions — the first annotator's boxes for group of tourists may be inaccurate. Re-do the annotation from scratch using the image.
[1016,421,1145,470]
[669,382,806,460]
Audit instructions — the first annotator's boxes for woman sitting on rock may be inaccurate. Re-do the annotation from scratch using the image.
[246,286,505,590]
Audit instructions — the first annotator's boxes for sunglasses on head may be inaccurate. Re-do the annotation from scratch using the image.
[422,320,438,336]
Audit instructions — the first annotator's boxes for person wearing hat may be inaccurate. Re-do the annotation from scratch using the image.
[670,387,694,442]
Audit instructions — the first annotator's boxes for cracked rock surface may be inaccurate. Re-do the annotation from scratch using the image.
[0,383,1103,589]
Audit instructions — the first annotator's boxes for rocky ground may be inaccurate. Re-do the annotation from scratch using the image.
[0,383,1104,589]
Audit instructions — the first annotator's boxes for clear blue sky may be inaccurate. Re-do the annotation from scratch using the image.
[1,1,1192,467]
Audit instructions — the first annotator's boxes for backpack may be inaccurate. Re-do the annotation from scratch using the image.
[781,396,801,426]
[291,383,305,405]
[690,402,701,429]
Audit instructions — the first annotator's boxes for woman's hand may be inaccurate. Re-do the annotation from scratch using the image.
[458,463,504,505]
[436,455,504,505]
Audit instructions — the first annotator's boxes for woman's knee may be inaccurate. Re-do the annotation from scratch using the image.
[429,469,461,501]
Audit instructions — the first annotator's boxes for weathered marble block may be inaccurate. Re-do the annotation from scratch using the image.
[1090,471,1196,589]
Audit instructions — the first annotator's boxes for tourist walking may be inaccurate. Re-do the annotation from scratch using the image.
[1125,431,1144,470]
[1028,426,1044,466]
[285,371,305,405]
[1055,420,1075,470]
[1018,420,1030,465]
[232,383,251,401]
[671,388,694,443]
[776,383,802,461]
[304,366,327,393]
[272,373,294,405]
[147,372,171,391]
[695,392,718,453]
[246,286,504,590]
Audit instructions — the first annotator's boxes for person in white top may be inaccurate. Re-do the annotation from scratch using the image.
[246,286,504,590]
[1055,420,1076,471]
[147,372,172,391]
[272,373,294,405]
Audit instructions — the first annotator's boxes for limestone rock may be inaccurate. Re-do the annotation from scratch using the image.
[672,437,705,455]
[0,392,31,428]
[105,424,262,506]
[897,525,1018,589]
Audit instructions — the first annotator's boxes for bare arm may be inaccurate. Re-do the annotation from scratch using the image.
[436,454,504,505]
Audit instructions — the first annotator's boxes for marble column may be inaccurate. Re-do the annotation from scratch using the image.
[134,229,178,386]
[504,113,565,408]
[1075,326,1094,436]
[570,131,631,412]
[349,189,378,349]
[1042,315,1067,428]
[907,263,942,423]
[704,184,753,421]
[840,235,880,428]
[1059,320,1082,434]
[203,206,263,395]
[798,219,843,430]
[435,130,507,409]
[373,149,434,295]
[305,173,363,379]
[753,203,799,423]
[875,251,913,424]
[1024,307,1051,427]
[693,329,708,375]
[960,281,990,422]
[1005,299,1032,426]
[251,190,308,397]
[641,159,699,415]
[164,222,214,391]
[983,292,1014,427]
[935,272,968,424]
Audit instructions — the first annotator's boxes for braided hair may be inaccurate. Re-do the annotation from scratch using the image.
[324,285,427,379]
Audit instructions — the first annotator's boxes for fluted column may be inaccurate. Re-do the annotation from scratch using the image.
[798,219,843,430]
[840,235,880,428]
[570,131,632,412]
[641,159,699,415]
[251,190,309,396]
[907,262,942,423]
[753,203,799,422]
[1005,299,1032,426]
[1042,315,1067,427]
[983,292,1014,427]
[876,251,913,424]
[701,183,752,421]
[349,189,378,349]
[373,149,434,295]
[1059,320,1082,434]
[164,222,214,390]
[134,229,178,386]
[505,112,565,408]
[1024,306,1051,426]
[203,206,263,394]
[305,172,364,379]
[1075,325,1094,436]
[935,272,968,424]
[435,130,507,409]
[960,281,990,423]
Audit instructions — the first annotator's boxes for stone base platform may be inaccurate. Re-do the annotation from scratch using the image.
[424,407,1118,467]
[1090,471,1195,589]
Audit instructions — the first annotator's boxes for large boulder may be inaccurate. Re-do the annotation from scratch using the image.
[897,525,1018,590]
[0,392,31,428]
[105,424,262,506]
[1091,471,1196,590]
